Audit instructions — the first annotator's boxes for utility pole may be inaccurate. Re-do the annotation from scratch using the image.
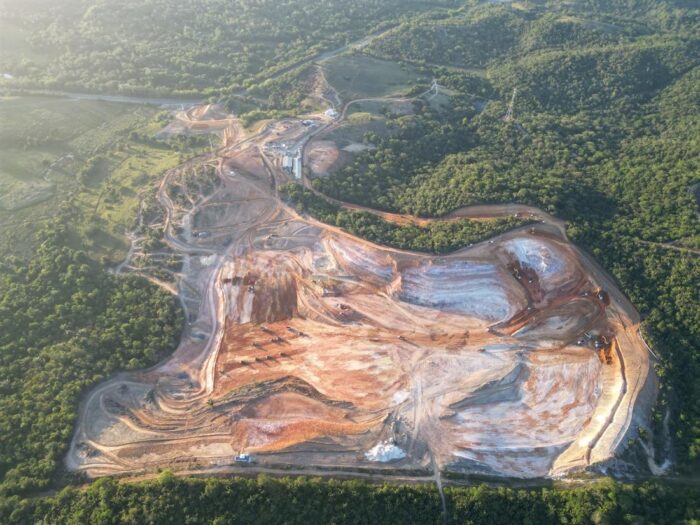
[504,87,517,122]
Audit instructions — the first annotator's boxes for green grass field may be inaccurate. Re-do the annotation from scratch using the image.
[323,111,392,148]
[0,96,133,186]
[0,96,208,261]
[321,54,427,101]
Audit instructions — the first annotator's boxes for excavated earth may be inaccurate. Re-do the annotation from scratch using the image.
[67,109,655,481]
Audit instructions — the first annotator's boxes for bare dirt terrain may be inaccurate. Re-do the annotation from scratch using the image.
[306,139,346,177]
[67,95,654,484]
[156,103,239,144]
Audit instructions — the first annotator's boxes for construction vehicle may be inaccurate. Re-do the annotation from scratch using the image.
[235,453,254,463]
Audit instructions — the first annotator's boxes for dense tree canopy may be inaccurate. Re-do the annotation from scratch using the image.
[283,183,530,254]
[0,224,183,496]
[2,474,699,525]
[0,0,458,96]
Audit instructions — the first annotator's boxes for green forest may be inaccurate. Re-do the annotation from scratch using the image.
[3,474,699,525]
[0,0,458,96]
[0,225,182,497]
[282,183,530,254]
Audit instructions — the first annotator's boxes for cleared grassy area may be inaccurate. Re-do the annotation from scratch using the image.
[321,54,427,101]
[0,96,132,188]
[0,96,207,261]
[68,143,191,260]
[323,112,392,148]
[426,89,454,113]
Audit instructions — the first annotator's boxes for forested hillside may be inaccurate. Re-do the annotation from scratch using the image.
[0,0,458,96]
[282,183,530,253]
[0,226,182,496]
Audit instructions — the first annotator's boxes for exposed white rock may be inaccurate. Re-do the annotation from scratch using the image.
[365,441,406,462]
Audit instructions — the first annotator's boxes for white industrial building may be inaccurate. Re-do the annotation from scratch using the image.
[292,156,302,180]
[281,152,302,179]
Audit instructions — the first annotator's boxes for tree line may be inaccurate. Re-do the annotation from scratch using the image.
[282,183,529,254]
[2,473,698,524]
